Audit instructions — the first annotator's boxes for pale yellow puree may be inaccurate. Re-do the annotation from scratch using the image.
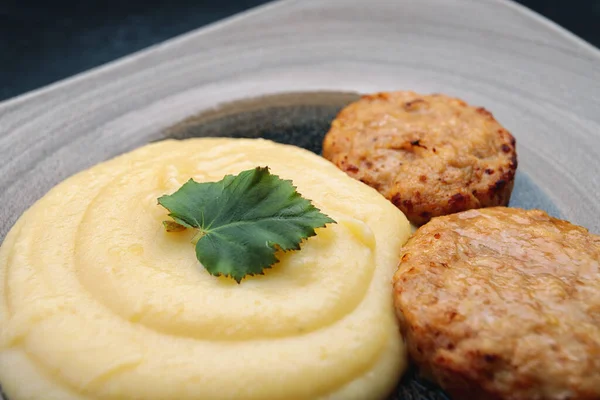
[0,138,411,400]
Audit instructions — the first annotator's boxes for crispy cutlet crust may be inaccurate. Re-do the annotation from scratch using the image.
[323,92,517,225]
[393,207,600,400]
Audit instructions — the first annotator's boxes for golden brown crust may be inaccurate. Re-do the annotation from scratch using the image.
[322,91,517,225]
[393,207,600,400]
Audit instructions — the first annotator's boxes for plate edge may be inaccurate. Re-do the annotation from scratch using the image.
[1,0,599,110]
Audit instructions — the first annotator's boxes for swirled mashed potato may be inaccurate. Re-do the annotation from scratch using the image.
[0,138,410,400]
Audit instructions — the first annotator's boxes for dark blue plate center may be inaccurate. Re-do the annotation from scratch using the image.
[164,91,560,220]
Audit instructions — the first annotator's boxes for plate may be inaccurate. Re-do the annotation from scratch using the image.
[1,0,599,399]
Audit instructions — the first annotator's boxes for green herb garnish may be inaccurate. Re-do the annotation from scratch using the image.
[158,167,335,283]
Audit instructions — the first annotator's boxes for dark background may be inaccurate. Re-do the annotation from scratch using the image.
[1,0,599,102]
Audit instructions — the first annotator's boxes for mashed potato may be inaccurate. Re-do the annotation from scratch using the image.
[0,138,410,400]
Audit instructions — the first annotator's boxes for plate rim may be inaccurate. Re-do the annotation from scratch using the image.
[0,0,599,110]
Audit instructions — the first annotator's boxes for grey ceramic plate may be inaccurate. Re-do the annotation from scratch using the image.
[1,0,599,399]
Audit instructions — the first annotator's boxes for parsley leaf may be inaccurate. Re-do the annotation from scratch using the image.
[158,167,335,283]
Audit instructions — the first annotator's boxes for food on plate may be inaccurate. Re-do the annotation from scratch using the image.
[393,207,600,400]
[0,138,412,400]
[322,91,517,225]
[1,87,596,400]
